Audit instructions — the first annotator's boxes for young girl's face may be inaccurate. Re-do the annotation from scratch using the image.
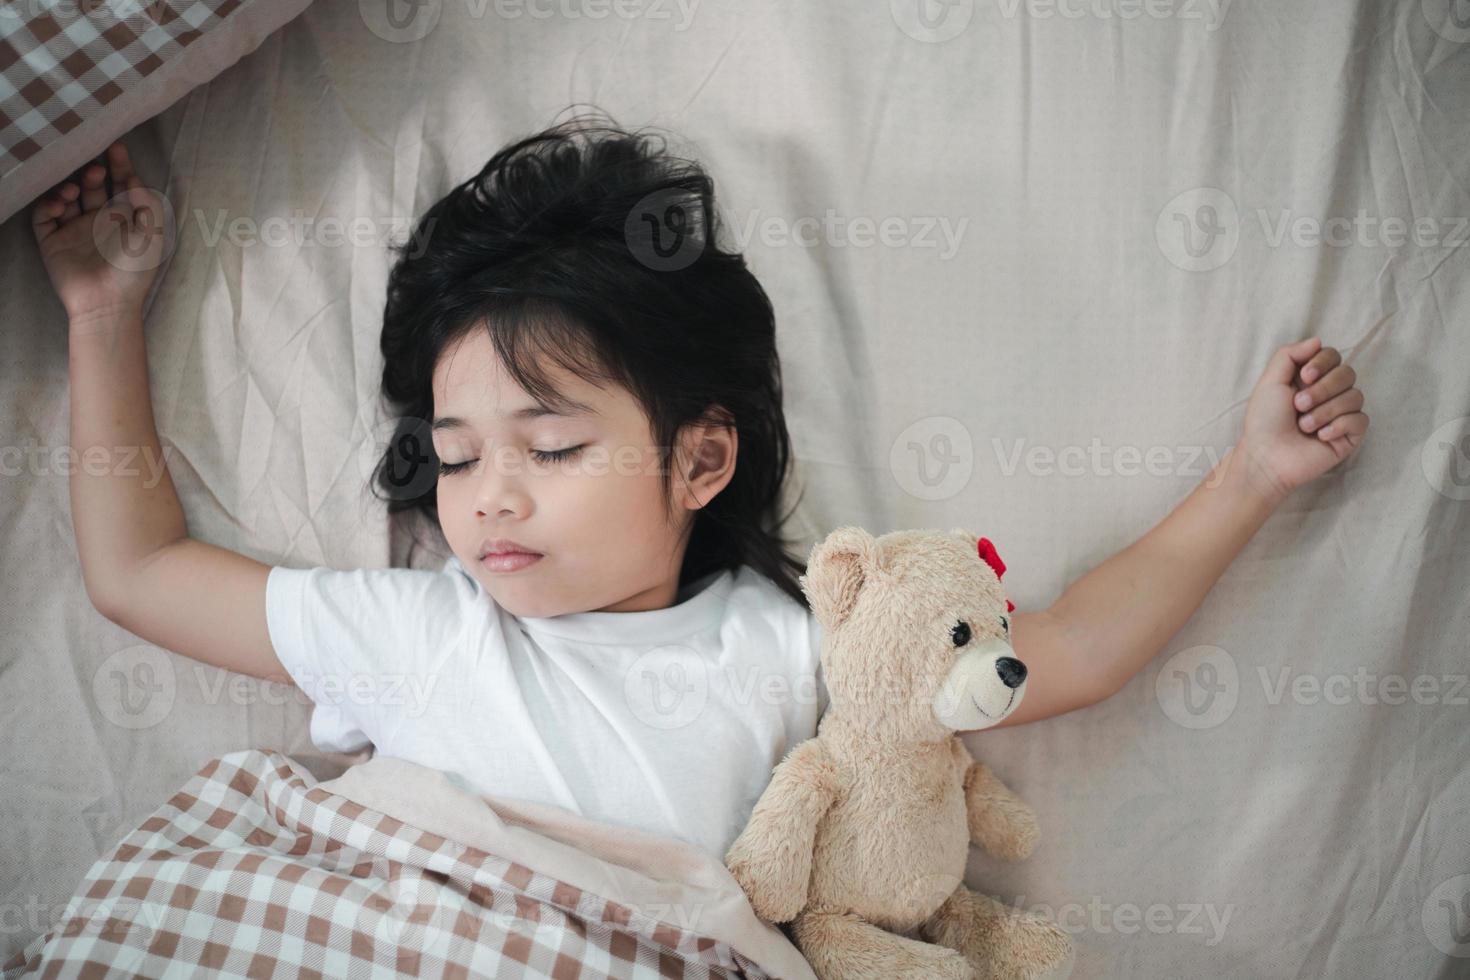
[430,326,714,618]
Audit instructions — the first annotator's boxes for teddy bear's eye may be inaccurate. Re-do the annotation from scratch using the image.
[1000,615,1009,634]
[951,620,971,647]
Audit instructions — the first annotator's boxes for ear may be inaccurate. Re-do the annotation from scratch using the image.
[950,526,980,551]
[800,526,881,630]
[674,413,738,512]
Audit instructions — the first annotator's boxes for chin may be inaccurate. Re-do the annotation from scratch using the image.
[483,582,557,619]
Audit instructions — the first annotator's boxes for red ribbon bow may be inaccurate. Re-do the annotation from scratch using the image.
[977,537,1015,613]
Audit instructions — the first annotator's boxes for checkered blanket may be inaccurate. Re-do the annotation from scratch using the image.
[0,0,245,174]
[1,750,780,979]
[0,0,315,225]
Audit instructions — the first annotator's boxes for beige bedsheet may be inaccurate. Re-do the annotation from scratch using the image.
[1,1,1466,976]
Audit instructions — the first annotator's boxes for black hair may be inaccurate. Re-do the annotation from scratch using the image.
[370,107,809,607]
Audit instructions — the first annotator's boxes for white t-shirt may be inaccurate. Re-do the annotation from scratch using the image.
[264,554,828,859]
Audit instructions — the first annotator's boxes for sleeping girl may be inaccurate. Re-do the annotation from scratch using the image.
[31,113,1368,860]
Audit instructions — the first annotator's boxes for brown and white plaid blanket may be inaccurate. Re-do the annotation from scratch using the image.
[2,750,815,979]
[0,0,313,224]
[2,0,236,168]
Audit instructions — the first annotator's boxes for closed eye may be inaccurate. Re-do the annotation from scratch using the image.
[531,445,584,464]
[438,445,584,477]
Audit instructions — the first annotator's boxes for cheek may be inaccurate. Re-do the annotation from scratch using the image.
[555,465,669,534]
[435,482,473,546]
[622,478,668,531]
[563,466,647,515]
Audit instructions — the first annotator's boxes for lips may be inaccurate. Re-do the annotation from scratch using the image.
[480,551,542,573]
[477,537,542,560]
[476,537,543,573]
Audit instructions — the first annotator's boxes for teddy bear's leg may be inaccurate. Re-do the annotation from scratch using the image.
[792,908,973,980]
[920,884,1074,980]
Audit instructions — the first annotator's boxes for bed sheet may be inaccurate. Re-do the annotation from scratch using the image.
[1,1,1467,975]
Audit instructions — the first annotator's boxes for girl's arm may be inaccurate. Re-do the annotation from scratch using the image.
[36,142,289,685]
[992,336,1369,728]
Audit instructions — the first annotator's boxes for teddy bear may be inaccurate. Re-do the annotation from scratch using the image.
[724,526,1075,980]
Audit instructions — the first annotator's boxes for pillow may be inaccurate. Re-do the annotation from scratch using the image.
[0,0,315,226]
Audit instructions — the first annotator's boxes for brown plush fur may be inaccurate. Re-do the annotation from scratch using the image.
[726,526,1075,980]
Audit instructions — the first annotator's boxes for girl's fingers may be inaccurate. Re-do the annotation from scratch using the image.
[108,142,135,191]
[1294,362,1357,412]
[31,194,63,241]
[1316,410,1369,446]
[125,174,145,218]
[79,159,107,212]
[32,150,121,238]
[58,179,82,224]
[1298,345,1340,386]
[1298,387,1364,433]
[1263,336,1322,387]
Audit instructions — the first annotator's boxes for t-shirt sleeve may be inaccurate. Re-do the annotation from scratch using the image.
[264,564,470,753]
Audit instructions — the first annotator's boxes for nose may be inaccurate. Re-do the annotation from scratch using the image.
[995,656,1027,689]
[473,446,530,519]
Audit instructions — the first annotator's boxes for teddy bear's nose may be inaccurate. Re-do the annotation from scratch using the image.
[995,656,1027,689]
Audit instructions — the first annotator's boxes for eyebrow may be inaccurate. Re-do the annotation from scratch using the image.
[431,398,598,432]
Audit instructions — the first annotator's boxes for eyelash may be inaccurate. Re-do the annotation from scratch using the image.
[438,445,583,476]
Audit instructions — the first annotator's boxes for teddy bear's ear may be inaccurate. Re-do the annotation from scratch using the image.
[799,526,881,630]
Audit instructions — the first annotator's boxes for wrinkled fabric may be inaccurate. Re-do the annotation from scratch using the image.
[1,1,1466,976]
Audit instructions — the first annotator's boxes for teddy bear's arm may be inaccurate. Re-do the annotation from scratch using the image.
[723,738,839,924]
[962,760,1040,861]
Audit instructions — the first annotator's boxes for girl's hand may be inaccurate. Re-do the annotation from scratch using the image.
[30,140,167,325]
[1239,335,1369,506]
